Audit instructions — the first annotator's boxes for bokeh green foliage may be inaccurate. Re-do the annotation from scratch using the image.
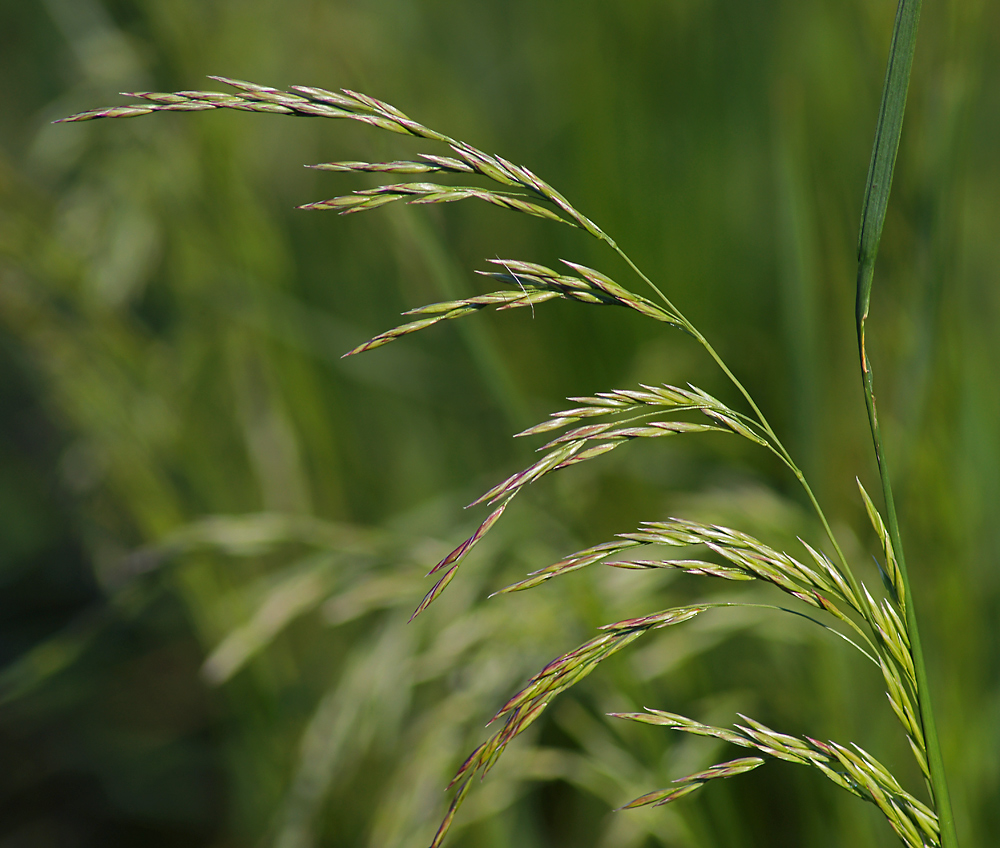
[1,0,997,846]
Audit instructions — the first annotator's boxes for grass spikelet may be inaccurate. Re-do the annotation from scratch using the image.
[309,157,473,174]
[620,782,705,809]
[299,183,572,224]
[480,260,682,324]
[342,290,560,357]
[619,757,765,809]
[858,479,905,610]
[408,496,515,620]
[798,538,861,610]
[428,777,473,848]
[608,558,754,580]
[493,539,642,595]
[343,264,685,359]
[409,562,461,622]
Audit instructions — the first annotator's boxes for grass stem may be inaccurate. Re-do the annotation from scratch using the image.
[609,242,862,606]
[855,1,957,845]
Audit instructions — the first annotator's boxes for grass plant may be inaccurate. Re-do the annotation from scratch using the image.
[47,1,962,845]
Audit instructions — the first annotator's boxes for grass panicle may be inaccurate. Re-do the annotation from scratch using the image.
[60,18,954,843]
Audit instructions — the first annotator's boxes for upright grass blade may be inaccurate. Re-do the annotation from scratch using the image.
[855,2,957,847]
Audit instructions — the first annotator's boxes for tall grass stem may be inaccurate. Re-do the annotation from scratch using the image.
[854,2,958,846]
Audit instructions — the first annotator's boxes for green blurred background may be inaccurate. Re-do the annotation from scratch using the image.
[0,1,997,846]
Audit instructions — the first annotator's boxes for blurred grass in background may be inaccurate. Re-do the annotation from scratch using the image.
[0,0,997,846]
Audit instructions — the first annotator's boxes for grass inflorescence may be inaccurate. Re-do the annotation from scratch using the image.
[59,4,956,843]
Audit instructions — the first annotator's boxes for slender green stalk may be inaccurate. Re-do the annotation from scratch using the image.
[609,242,861,603]
[855,2,957,846]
